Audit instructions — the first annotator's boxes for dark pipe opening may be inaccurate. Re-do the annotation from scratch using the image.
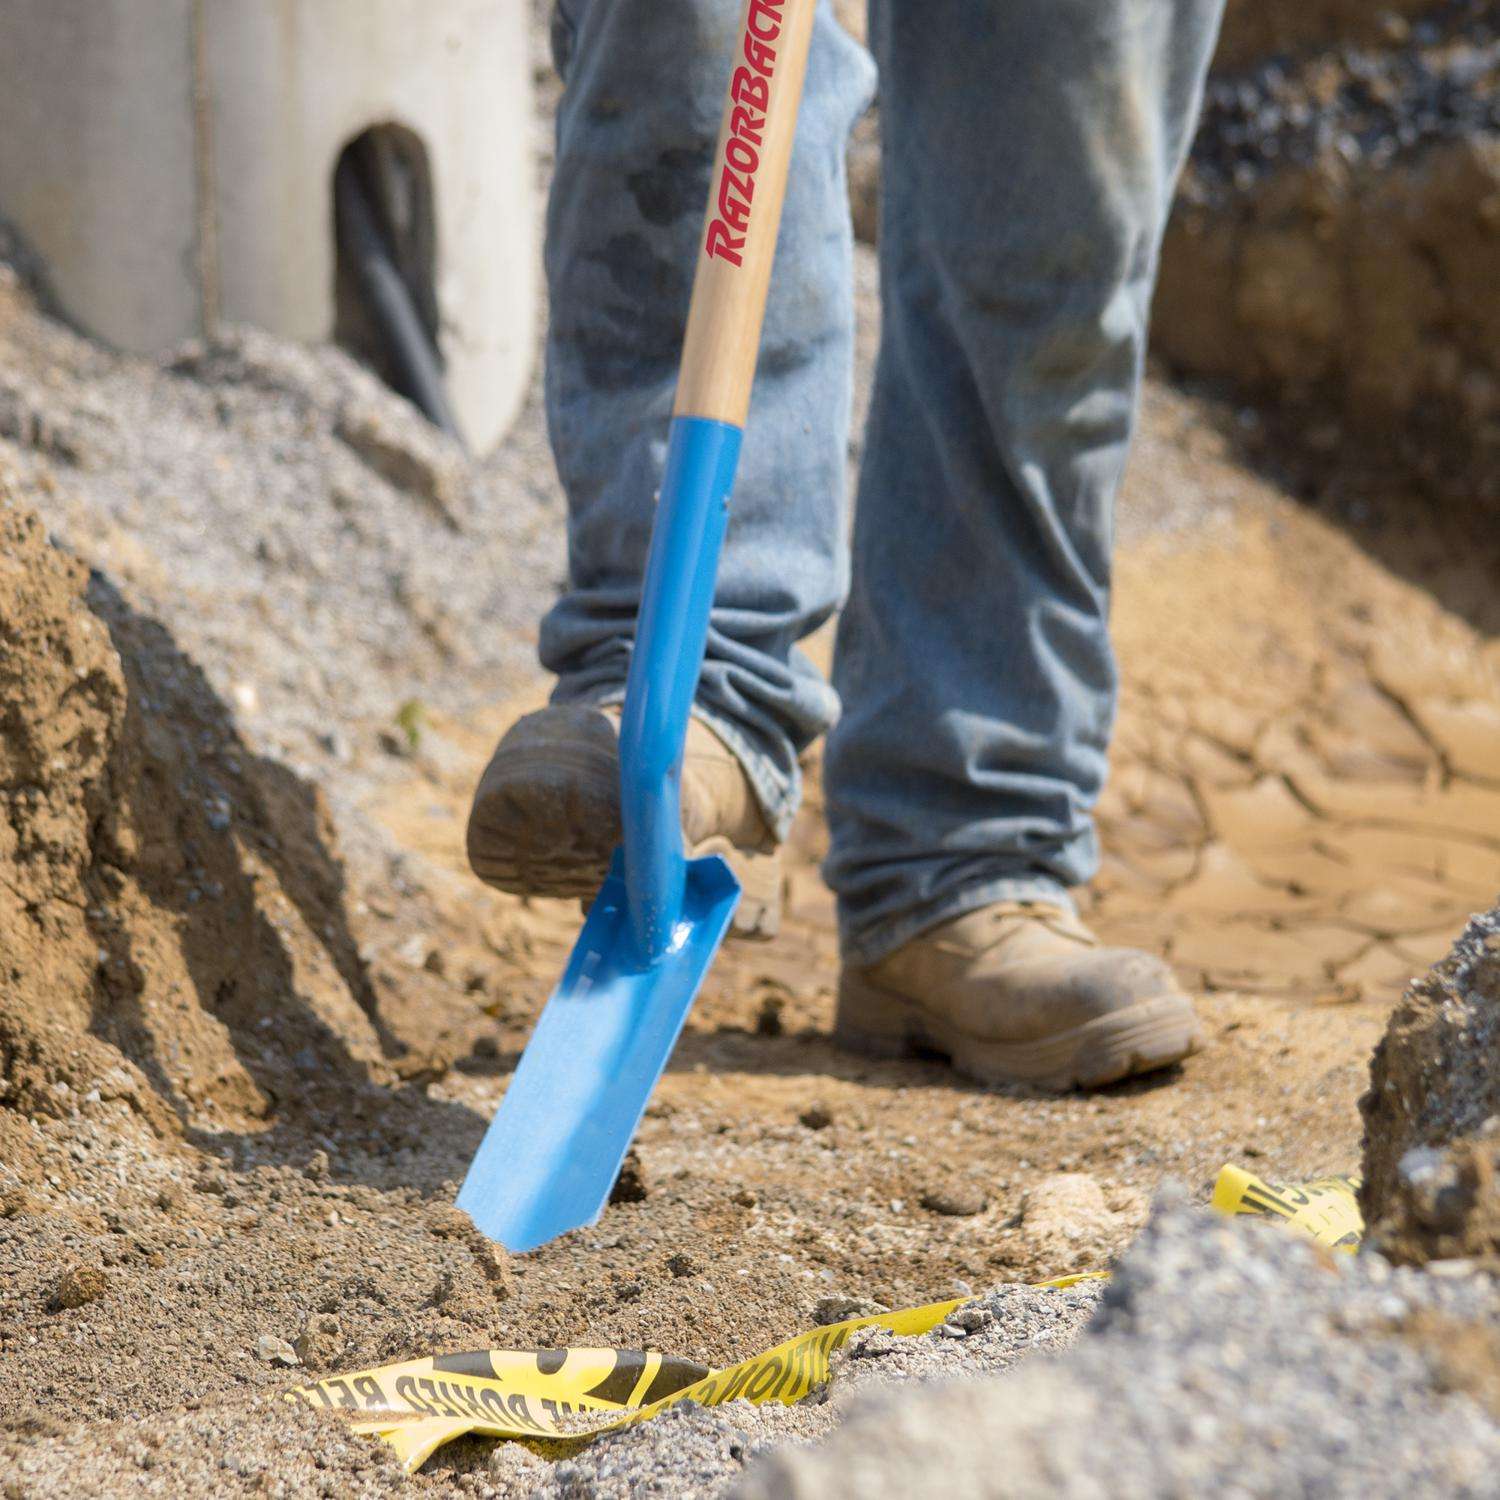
[333,125,465,446]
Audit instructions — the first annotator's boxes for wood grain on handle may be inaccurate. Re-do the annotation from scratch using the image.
[673,0,818,427]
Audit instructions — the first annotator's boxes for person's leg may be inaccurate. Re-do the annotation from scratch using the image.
[539,0,874,842]
[827,0,1224,967]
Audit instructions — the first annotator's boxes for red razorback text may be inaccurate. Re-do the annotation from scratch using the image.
[704,0,785,268]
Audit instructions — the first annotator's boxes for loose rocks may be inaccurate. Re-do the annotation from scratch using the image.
[1362,903,1500,1267]
[254,1335,299,1368]
[811,1296,887,1327]
[733,1199,1500,1499]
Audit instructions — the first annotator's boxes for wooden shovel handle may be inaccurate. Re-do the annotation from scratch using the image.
[673,0,818,427]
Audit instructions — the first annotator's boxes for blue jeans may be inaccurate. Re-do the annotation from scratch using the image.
[539,0,1224,966]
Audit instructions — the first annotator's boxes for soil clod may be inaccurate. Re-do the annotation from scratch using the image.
[919,1186,988,1218]
[50,1266,108,1312]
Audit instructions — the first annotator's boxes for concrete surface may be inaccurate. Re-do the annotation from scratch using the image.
[0,0,535,452]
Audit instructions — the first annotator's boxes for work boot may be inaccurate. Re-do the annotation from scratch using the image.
[466,704,782,938]
[835,903,1201,1090]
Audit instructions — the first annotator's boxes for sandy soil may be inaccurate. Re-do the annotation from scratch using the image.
[4,328,1499,1494]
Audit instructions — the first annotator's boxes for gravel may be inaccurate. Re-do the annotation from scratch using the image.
[734,1195,1500,1499]
[473,1281,1104,1499]
[0,287,563,830]
[1188,0,1500,196]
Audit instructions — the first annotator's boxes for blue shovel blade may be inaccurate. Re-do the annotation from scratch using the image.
[458,850,740,1252]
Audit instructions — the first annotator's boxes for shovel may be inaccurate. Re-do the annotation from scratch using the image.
[459,0,817,1252]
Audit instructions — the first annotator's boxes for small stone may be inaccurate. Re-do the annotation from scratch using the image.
[732,1187,759,1209]
[52,1266,108,1310]
[813,1295,888,1326]
[316,729,351,762]
[396,934,430,968]
[1397,1147,1468,1233]
[334,405,470,530]
[255,1334,299,1366]
[947,1305,994,1334]
[799,1103,834,1131]
[920,1186,989,1218]
[1425,1258,1478,1278]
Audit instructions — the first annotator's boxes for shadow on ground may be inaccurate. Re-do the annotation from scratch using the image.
[82,575,486,1180]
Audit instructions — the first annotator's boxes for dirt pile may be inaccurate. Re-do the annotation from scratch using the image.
[734,1197,1500,1499]
[1154,0,1500,495]
[0,475,388,1179]
[0,495,133,1125]
[1,1282,1103,1500]
[1361,902,1500,1267]
[0,255,559,813]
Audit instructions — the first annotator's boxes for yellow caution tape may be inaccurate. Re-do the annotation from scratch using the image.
[290,1167,1357,1471]
[1211,1165,1363,1251]
[291,1298,968,1470]
[1031,1271,1111,1291]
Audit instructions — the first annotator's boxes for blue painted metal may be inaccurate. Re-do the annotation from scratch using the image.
[456,850,739,1251]
[458,416,745,1251]
[619,417,742,959]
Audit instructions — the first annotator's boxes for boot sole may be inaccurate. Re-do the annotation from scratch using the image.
[467,743,782,940]
[834,971,1201,1091]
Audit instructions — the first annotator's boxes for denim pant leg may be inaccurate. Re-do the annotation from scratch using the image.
[539,0,875,841]
[827,0,1224,966]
